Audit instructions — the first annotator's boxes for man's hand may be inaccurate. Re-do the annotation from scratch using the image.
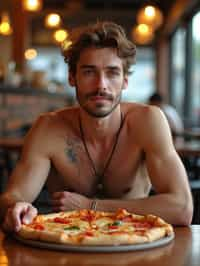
[51,191,91,211]
[2,202,38,233]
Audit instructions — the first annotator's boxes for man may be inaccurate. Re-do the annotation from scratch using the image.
[0,22,193,232]
[148,92,184,137]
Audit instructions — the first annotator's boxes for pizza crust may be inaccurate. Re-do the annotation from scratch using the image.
[17,209,174,246]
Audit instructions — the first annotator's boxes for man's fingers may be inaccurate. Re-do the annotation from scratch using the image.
[52,191,70,199]
[2,203,38,233]
[51,199,61,206]
[52,192,62,199]
[22,205,37,224]
[11,203,28,230]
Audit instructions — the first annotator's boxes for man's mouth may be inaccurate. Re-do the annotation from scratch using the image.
[87,92,113,101]
[90,96,110,101]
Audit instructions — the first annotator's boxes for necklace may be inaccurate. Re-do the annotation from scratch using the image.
[79,112,124,195]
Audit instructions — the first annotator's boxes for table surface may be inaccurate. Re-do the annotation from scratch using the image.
[0,225,200,266]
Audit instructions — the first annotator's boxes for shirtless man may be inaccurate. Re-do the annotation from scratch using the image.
[0,22,193,232]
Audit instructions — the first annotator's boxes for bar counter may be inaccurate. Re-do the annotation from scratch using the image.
[0,226,199,266]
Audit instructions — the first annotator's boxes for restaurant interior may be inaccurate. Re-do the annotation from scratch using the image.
[0,0,200,224]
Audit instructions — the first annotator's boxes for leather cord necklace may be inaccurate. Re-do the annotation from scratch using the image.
[79,112,124,196]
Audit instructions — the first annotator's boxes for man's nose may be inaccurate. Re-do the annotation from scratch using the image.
[95,73,107,90]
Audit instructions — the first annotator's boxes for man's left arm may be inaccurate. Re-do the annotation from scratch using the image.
[90,107,193,225]
[52,107,193,225]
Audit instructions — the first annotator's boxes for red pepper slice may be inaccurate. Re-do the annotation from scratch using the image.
[84,231,94,236]
[54,217,70,224]
[33,224,45,230]
[108,225,119,230]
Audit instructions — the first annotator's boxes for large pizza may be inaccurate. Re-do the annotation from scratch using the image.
[17,209,174,246]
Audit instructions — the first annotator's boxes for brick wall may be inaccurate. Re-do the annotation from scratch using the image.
[0,90,69,136]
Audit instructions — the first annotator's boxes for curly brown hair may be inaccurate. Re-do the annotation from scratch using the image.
[62,21,136,76]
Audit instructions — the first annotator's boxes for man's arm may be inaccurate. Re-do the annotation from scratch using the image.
[66,107,192,225]
[0,115,51,231]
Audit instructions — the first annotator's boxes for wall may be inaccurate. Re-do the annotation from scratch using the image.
[0,87,69,136]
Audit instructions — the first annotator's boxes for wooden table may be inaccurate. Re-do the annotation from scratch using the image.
[0,226,200,266]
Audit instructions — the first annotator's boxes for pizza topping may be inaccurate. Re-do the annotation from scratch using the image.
[53,217,70,224]
[133,221,152,229]
[121,216,133,222]
[32,223,45,230]
[84,231,94,237]
[80,212,96,222]
[108,225,119,230]
[107,220,123,230]
[64,226,80,230]
[112,220,122,226]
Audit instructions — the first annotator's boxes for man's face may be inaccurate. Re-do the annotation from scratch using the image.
[69,47,128,117]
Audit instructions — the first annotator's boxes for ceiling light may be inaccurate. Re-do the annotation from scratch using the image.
[45,13,61,28]
[137,5,163,30]
[53,29,68,43]
[132,24,154,45]
[0,12,12,36]
[25,48,37,60]
[22,0,43,12]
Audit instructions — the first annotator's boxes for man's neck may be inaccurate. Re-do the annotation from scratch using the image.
[78,106,122,143]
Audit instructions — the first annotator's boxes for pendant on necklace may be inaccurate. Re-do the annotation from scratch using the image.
[96,182,104,198]
[97,182,103,191]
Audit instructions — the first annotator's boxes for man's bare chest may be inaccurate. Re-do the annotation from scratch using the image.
[49,136,144,198]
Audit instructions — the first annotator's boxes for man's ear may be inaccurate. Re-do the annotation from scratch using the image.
[68,72,75,87]
[122,75,128,90]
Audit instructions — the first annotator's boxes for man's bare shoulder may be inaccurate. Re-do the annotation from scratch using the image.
[122,102,163,126]
[121,102,172,146]
[33,106,79,130]
[24,106,79,146]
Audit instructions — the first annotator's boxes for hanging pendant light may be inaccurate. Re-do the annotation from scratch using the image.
[24,48,37,60]
[0,12,13,36]
[137,5,163,30]
[22,0,43,12]
[45,13,61,28]
[53,29,68,43]
[132,24,154,45]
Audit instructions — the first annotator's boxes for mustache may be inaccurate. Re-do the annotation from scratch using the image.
[86,91,113,100]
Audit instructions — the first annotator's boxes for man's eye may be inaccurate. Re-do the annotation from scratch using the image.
[108,71,120,77]
[84,70,94,75]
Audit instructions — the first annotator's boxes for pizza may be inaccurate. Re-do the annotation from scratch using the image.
[17,209,174,246]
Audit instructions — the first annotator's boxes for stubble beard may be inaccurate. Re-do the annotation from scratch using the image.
[76,87,122,118]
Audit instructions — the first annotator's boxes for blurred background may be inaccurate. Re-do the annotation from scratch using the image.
[0,0,199,134]
[0,0,200,221]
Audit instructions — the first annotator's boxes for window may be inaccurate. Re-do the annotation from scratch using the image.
[191,11,200,125]
[27,47,67,84]
[122,47,155,103]
[170,28,186,117]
